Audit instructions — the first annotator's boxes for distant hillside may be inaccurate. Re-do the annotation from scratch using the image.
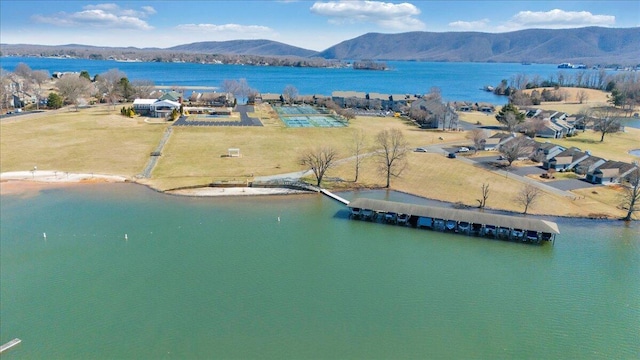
[2,27,638,66]
[317,27,640,65]
[168,40,317,58]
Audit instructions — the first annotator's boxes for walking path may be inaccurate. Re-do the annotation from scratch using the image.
[139,126,173,179]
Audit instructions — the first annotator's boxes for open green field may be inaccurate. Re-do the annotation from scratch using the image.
[150,105,468,189]
[0,106,166,177]
[1,103,636,218]
[551,128,640,163]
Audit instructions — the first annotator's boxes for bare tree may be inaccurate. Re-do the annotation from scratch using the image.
[131,79,155,99]
[499,136,533,167]
[31,70,50,109]
[477,183,490,209]
[56,74,92,111]
[516,184,541,214]
[466,129,488,151]
[222,78,252,105]
[14,62,33,80]
[300,146,338,186]
[375,129,409,188]
[592,107,621,142]
[97,69,127,108]
[576,89,589,104]
[283,85,298,104]
[0,69,13,113]
[350,129,366,182]
[522,118,546,137]
[621,166,640,221]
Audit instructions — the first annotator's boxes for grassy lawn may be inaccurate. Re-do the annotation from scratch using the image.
[0,105,166,176]
[327,151,624,218]
[550,128,640,163]
[1,103,632,218]
[150,112,469,190]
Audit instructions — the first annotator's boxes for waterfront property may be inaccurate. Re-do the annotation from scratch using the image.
[133,98,181,118]
[348,198,559,244]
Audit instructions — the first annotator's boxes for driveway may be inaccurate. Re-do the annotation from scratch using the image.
[508,166,546,177]
[545,179,601,191]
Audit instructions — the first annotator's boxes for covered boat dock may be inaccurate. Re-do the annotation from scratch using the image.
[347,198,559,244]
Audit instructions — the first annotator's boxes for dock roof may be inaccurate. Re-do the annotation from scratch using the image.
[348,198,560,234]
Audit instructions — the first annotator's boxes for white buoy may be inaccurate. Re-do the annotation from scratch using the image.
[277,216,280,222]
[43,232,47,239]
[124,234,128,240]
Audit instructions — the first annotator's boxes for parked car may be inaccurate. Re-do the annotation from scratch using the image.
[414,147,428,152]
[448,152,457,159]
[457,147,470,153]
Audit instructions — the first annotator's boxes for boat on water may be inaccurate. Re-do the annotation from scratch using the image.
[558,62,587,69]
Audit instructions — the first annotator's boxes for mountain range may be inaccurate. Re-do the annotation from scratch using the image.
[2,27,639,65]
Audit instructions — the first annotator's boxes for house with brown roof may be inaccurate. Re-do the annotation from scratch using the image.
[586,161,638,184]
[542,147,590,171]
[533,142,565,162]
[574,155,606,175]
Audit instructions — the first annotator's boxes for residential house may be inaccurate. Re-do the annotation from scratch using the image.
[390,94,417,111]
[525,108,542,118]
[500,136,538,159]
[476,103,495,113]
[159,90,182,103]
[133,98,181,118]
[536,121,565,138]
[331,91,367,108]
[258,93,283,104]
[454,101,473,112]
[586,161,638,184]
[132,99,157,114]
[366,92,391,110]
[483,133,515,151]
[410,96,447,129]
[542,147,589,171]
[533,142,565,162]
[574,155,606,175]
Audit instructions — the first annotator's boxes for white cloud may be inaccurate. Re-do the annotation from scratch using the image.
[310,1,425,31]
[448,19,490,31]
[503,9,615,30]
[32,3,154,30]
[176,23,275,35]
[141,6,157,15]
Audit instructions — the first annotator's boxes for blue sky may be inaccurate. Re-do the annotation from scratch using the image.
[1,1,638,51]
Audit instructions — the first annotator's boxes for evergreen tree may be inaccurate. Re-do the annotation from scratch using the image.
[47,92,63,109]
[495,103,525,131]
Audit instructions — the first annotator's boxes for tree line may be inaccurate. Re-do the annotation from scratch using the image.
[493,70,640,116]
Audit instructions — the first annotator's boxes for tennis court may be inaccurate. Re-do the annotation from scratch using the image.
[274,106,346,128]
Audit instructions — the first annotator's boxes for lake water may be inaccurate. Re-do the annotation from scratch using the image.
[1,57,580,103]
[1,183,638,359]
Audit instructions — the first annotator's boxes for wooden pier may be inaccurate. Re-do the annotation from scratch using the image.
[320,189,350,205]
[0,338,22,354]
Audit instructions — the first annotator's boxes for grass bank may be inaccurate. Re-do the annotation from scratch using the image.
[1,103,636,219]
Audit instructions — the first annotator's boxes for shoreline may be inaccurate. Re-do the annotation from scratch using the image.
[0,171,312,197]
[1,170,627,221]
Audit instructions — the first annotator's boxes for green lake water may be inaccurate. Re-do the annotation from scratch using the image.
[1,183,639,359]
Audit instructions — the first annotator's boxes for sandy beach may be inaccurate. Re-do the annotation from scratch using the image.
[0,170,311,197]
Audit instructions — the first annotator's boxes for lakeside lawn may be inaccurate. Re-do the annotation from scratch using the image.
[0,106,166,177]
[149,106,469,190]
[1,102,635,218]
